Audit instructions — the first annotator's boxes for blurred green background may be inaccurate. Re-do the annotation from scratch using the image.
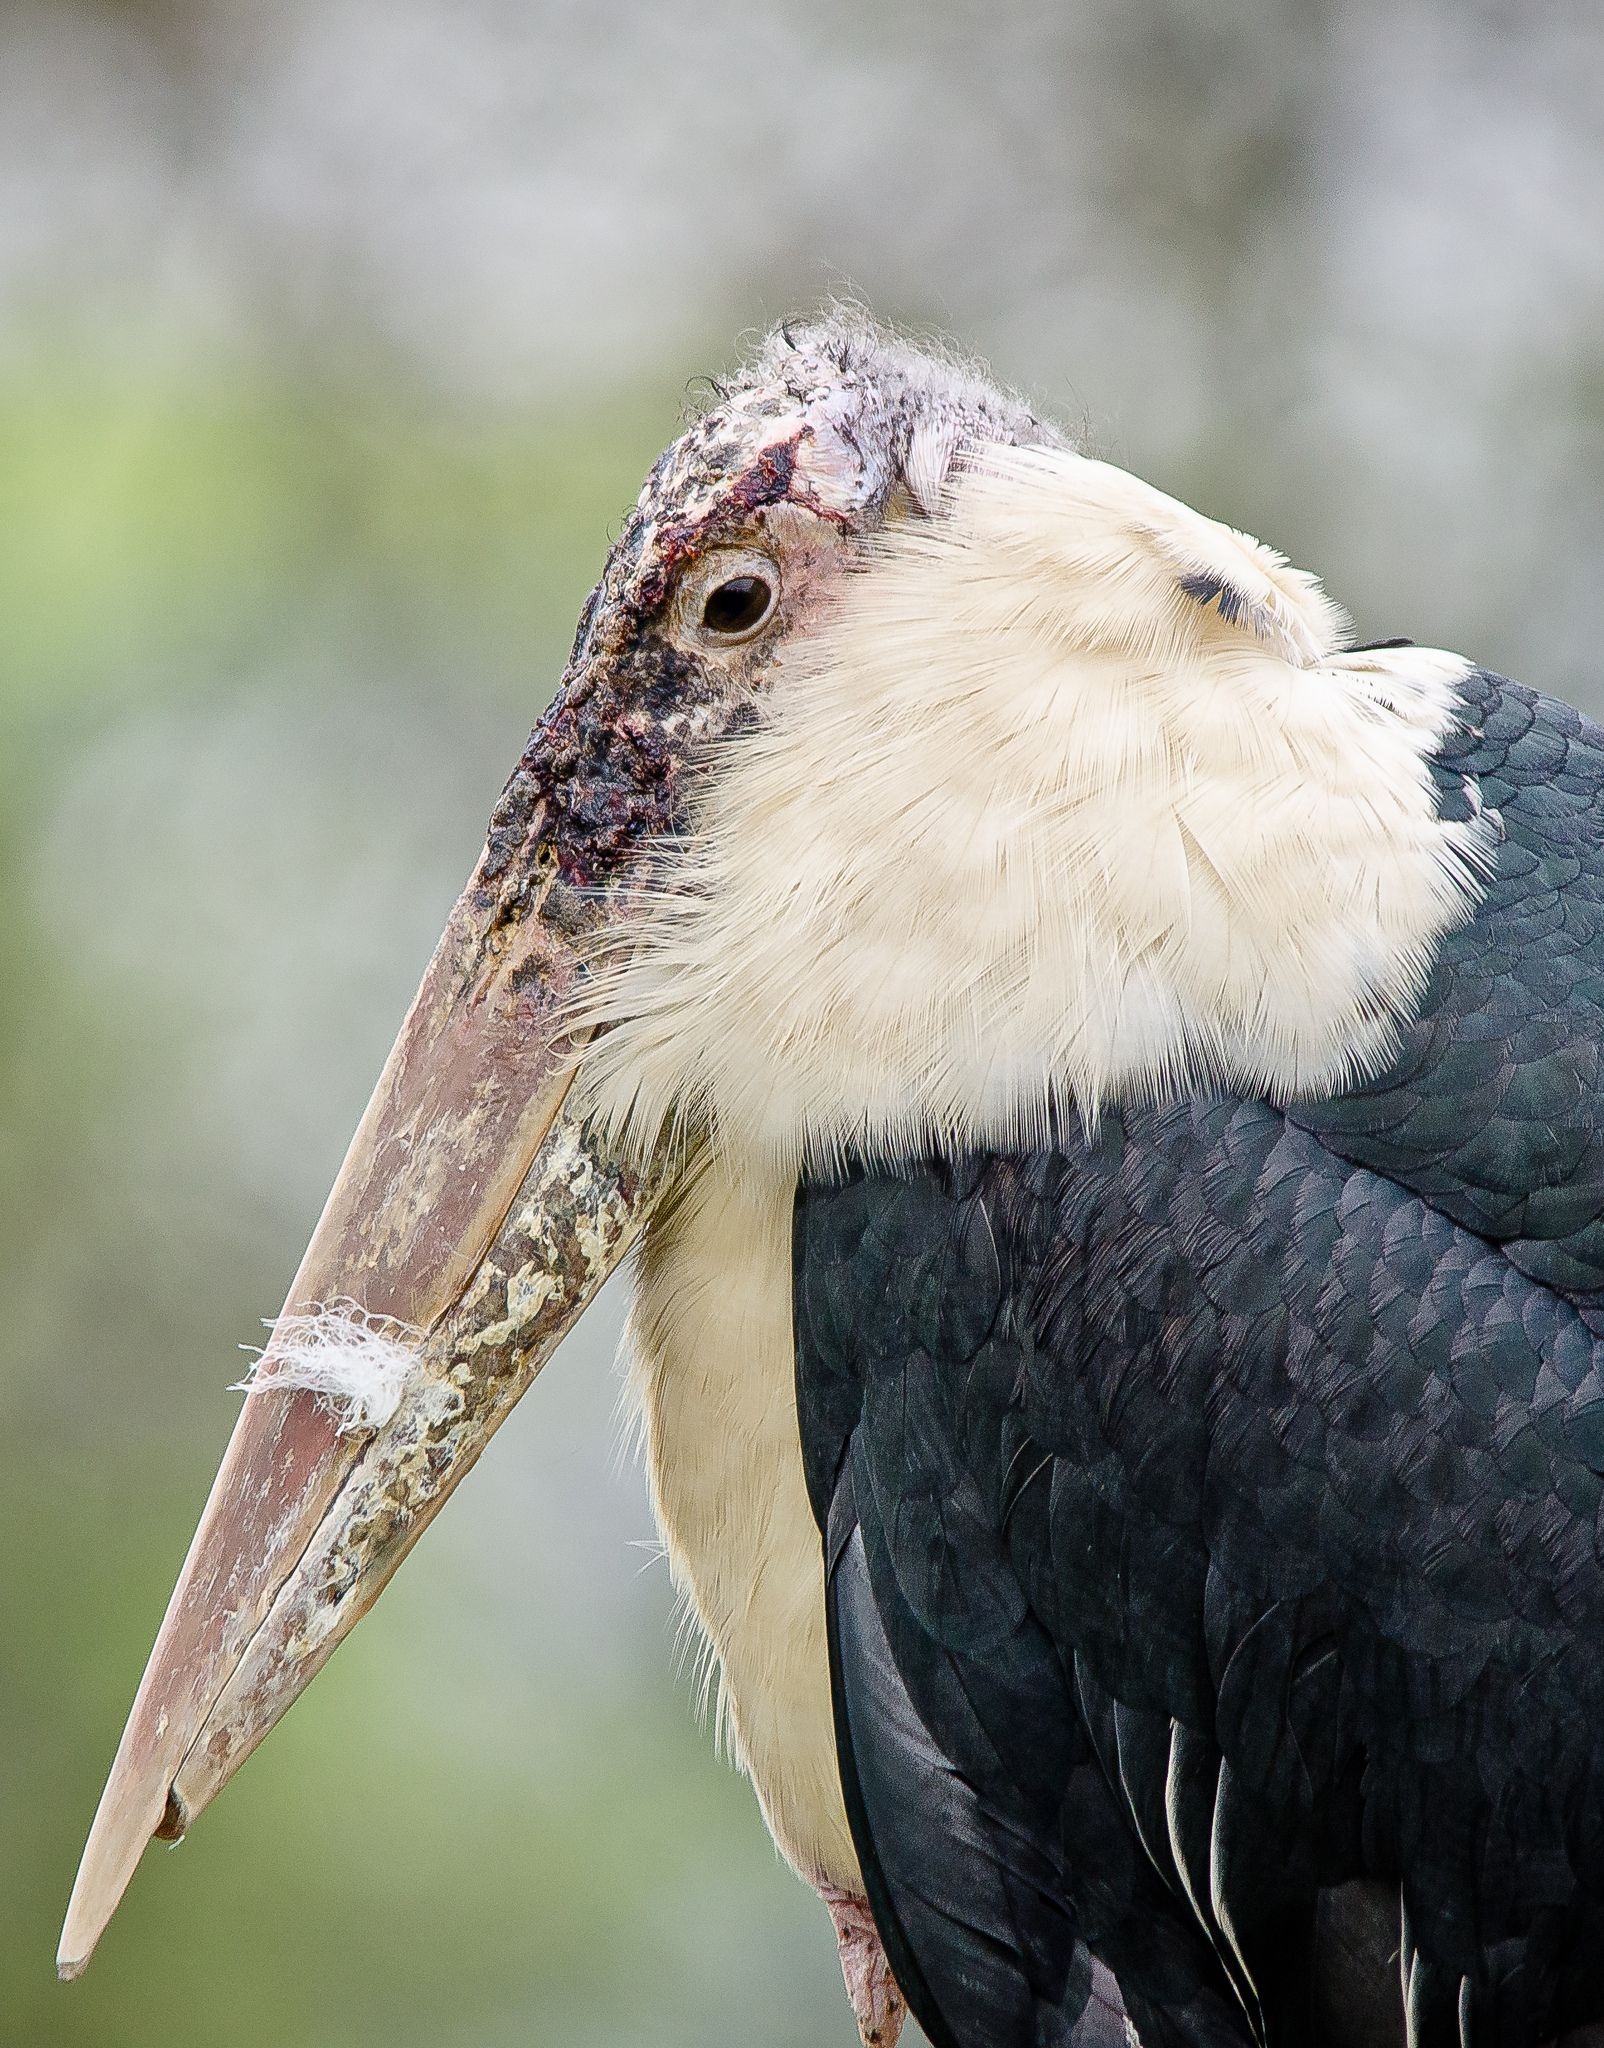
[4,2,1604,2043]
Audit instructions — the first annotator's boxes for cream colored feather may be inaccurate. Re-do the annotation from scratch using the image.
[577,442,1493,1177]
[627,1152,860,1892]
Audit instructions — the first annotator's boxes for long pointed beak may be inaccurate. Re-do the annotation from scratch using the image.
[58,805,660,1980]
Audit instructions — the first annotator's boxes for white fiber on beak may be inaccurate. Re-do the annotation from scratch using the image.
[232,1302,421,1435]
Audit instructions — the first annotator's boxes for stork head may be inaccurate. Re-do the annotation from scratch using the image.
[474,314,1059,904]
[56,315,1058,1976]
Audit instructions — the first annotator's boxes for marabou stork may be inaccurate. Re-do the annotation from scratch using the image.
[57,314,1604,2048]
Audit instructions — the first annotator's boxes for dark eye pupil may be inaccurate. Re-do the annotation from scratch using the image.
[702,574,773,636]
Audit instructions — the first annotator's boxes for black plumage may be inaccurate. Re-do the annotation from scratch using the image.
[794,672,1604,2048]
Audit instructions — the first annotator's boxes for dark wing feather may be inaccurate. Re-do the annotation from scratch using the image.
[799,1120,1604,2048]
[800,1169,1259,2048]
[805,1168,1097,2048]
[1294,671,1604,1305]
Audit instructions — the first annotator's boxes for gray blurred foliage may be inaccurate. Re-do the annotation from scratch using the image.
[3,0,1603,2042]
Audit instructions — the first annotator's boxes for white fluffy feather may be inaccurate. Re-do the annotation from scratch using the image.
[577,442,1493,1174]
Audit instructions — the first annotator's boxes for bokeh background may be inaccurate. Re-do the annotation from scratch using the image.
[5,1,1604,2042]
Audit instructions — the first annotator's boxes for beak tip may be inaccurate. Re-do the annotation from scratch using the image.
[56,1877,119,1986]
[56,1756,176,1991]
[56,1884,112,1983]
[57,1849,135,1985]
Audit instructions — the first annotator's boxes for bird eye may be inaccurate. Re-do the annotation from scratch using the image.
[700,572,776,640]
